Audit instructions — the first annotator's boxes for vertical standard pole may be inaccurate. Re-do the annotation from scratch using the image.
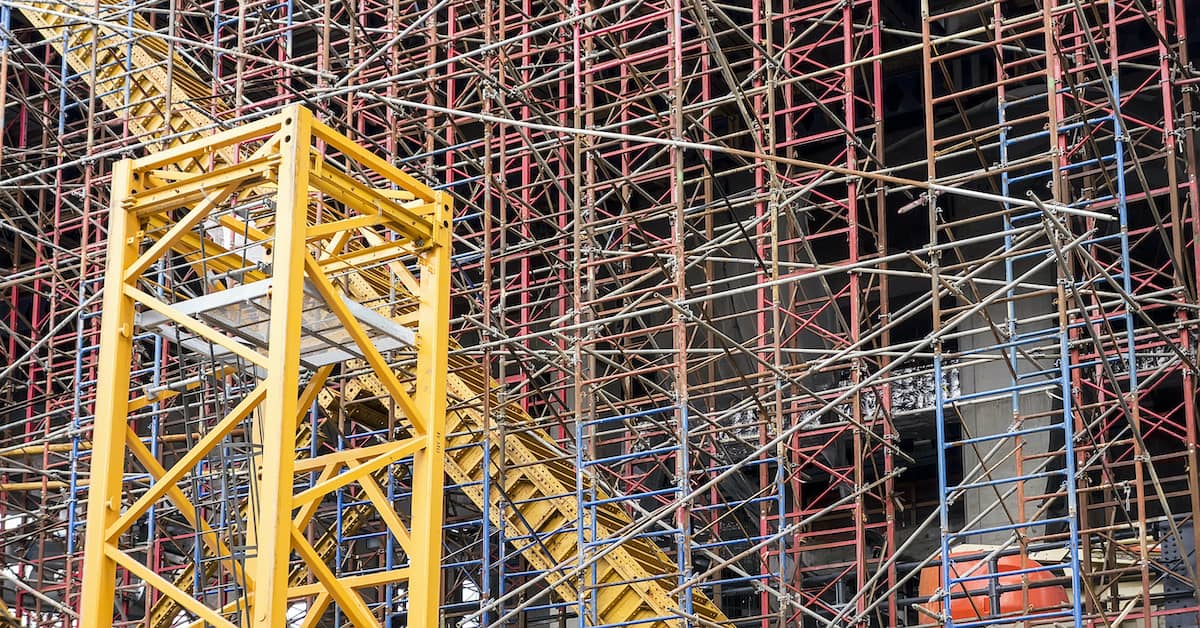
[408,193,452,628]
[252,105,311,626]
[919,2,953,624]
[79,158,137,628]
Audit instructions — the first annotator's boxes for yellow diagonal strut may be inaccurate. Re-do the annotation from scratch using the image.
[18,2,733,626]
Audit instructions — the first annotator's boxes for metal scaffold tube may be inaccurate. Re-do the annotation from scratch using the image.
[0,0,1197,626]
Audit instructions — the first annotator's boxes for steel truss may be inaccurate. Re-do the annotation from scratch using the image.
[80,105,452,627]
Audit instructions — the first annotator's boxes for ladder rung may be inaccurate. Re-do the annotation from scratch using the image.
[952,470,1066,492]
[947,423,1065,448]
[949,516,1073,539]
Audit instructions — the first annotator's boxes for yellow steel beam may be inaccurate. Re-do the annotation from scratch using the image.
[288,568,412,598]
[179,562,408,628]
[216,213,273,242]
[309,117,437,203]
[78,159,137,628]
[128,153,277,216]
[123,134,283,278]
[156,421,321,628]
[143,214,268,279]
[307,165,433,243]
[16,1,231,163]
[128,366,329,614]
[358,473,415,554]
[107,547,238,628]
[173,565,412,628]
[128,112,283,172]
[319,238,421,289]
[290,437,426,505]
[0,597,15,627]
[292,438,423,474]
[305,214,388,240]
[123,433,253,591]
[288,526,377,627]
[124,180,243,280]
[248,106,311,627]
[301,252,429,434]
[296,594,332,628]
[323,228,355,258]
[291,465,337,532]
[407,192,453,628]
[106,384,266,540]
[125,365,239,413]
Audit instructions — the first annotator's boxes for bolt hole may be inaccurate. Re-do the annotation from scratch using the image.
[284,135,292,142]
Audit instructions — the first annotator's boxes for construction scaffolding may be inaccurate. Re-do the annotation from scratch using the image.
[0,0,1197,626]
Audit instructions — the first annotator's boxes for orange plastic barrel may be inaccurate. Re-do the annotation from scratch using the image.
[918,554,1069,621]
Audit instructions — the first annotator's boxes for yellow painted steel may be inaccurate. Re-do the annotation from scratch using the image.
[79,158,137,628]
[0,597,18,627]
[78,105,452,627]
[19,2,733,625]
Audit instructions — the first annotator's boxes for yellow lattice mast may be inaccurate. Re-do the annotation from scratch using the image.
[79,106,452,627]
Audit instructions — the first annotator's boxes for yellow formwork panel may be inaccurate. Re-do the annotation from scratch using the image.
[16,3,734,626]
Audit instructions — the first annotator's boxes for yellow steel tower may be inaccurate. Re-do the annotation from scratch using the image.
[78,105,452,627]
